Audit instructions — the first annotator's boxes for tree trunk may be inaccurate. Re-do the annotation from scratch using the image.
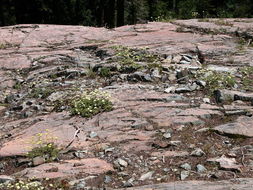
[116,0,124,26]
[173,0,176,11]
[99,0,105,26]
[0,1,4,26]
[105,0,115,28]
[129,0,137,24]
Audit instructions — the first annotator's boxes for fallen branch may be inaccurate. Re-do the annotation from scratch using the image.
[65,126,80,149]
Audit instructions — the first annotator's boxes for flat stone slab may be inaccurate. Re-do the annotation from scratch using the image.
[14,158,114,179]
[214,116,253,137]
[207,155,242,172]
[1,19,252,71]
[0,107,155,157]
[215,89,253,103]
[0,88,221,157]
[0,112,89,157]
[116,178,253,190]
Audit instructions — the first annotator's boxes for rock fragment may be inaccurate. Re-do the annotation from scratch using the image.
[207,155,242,172]
[214,116,253,137]
[180,163,191,170]
[115,158,128,168]
[180,171,190,180]
[191,148,205,157]
[196,164,207,173]
[32,156,45,166]
[139,171,154,181]
[0,175,14,184]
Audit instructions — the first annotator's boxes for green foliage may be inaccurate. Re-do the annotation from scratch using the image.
[0,42,18,49]
[86,68,97,79]
[239,66,253,91]
[0,179,70,190]
[0,103,8,107]
[175,26,185,33]
[240,66,253,76]
[27,130,60,162]
[125,0,149,25]
[112,45,159,72]
[236,38,253,51]
[71,89,113,118]
[0,44,6,49]
[177,0,198,19]
[27,143,60,161]
[198,18,210,22]
[213,19,233,26]
[147,63,163,72]
[13,82,22,90]
[150,1,174,22]
[120,63,143,72]
[30,87,54,99]
[0,180,45,190]
[99,67,111,78]
[153,15,174,22]
[196,69,236,92]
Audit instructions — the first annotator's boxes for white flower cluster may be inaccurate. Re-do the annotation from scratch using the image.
[71,89,113,117]
[0,180,45,190]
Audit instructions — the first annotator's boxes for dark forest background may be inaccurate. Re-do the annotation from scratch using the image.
[1,0,253,27]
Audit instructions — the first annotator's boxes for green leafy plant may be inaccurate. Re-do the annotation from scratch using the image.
[111,45,160,72]
[147,63,163,70]
[213,19,233,27]
[27,143,59,161]
[13,82,22,90]
[99,67,111,78]
[30,87,54,99]
[0,178,70,190]
[198,18,210,22]
[0,42,19,49]
[236,38,253,51]
[239,66,253,91]
[27,130,60,162]
[71,89,113,118]
[0,43,6,49]
[153,14,174,22]
[119,62,144,73]
[86,68,97,79]
[195,69,236,92]
[0,180,45,190]
[175,26,185,33]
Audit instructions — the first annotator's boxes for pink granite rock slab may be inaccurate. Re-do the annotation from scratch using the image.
[14,158,114,179]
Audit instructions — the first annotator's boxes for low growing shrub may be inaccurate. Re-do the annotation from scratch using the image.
[195,69,236,92]
[71,89,113,118]
[27,130,60,162]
